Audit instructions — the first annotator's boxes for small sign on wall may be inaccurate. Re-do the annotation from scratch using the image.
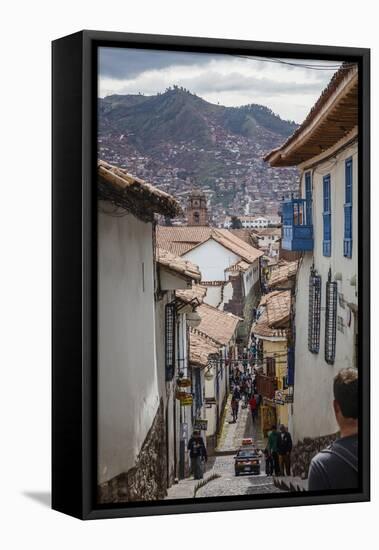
[193,419,208,431]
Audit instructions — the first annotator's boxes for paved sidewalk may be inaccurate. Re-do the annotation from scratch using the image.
[165,463,217,500]
[165,477,198,499]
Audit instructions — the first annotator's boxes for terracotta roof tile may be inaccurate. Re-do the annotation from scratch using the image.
[267,257,279,266]
[266,290,291,327]
[211,229,263,263]
[163,242,196,256]
[252,290,291,338]
[189,329,219,367]
[175,284,207,305]
[225,259,251,273]
[251,309,289,339]
[156,226,263,265]
[196,303,242,345]
[259,290,282,306]
[156,226,213,249]
[228,229,256,245]
[156,247,201,281]
[268,260,298,288]
[98,160,182,221]
[255,228,281,238]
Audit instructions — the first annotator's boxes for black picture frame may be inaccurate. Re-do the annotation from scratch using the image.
[52,30,370,520]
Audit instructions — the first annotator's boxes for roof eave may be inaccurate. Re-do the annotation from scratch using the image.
[264,65,358,168]
[98,161,183,220]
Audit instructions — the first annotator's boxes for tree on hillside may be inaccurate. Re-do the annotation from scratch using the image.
[230,215,243,229]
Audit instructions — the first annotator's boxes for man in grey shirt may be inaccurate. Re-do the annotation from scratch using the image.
[308,368,358,491]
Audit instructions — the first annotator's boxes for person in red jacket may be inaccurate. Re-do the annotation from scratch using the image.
[249,395,258,424]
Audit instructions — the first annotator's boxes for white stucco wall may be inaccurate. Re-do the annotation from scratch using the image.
[217,346,229,410]
[204,370,215,399]
[258,235,280,248]
[204,348,229,439]
[182,239,239,281]
[160,269,190,290]
[243,260,260,295]
[222,282,235,308]
[291,142,358,442]
[203,282,234,310]
[155,286,194,482]
[203,285,222,307]
[177,312,194,464]
[154,291,178,483]
[204,370,217,438]
[98,208,159,484]
[258,235,270,248]
[205,404,217,438]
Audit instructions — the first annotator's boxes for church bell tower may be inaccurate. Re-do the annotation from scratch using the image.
[186,188,209,226]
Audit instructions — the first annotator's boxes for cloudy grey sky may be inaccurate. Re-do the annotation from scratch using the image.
[99,47,342,124]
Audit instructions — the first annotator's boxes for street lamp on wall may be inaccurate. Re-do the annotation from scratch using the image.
[204,354,221,381]
[204,369,214,381]
[186,311,202,328]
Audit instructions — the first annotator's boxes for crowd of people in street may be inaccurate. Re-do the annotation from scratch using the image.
[229,359,261,424]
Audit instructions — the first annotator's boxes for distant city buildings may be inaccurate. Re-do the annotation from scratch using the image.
[223,215,281,229]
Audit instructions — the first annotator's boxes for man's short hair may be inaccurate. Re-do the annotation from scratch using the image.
[333,368,358,419]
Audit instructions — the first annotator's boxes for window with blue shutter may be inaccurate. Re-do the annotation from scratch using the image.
[323,174,331,256]
[305,172,312,225]
[344,158,353,258]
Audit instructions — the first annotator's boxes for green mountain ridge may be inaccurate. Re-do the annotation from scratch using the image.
[98,88,298,151]
[98,87,299,219]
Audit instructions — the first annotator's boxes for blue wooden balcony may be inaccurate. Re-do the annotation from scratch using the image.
[282,199,314,251]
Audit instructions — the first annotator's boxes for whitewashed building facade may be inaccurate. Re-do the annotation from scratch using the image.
[193,303,241,453]
[97,161,196,502]
[181,230,262,342]
[154,249,203,483]
[265,63,358,443]
[157,227,263,344]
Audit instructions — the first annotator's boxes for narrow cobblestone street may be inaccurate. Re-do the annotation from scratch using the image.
[166,395,285,499]
[196,455,283,497]
[197,395,283,497]
[216,393,266,452]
